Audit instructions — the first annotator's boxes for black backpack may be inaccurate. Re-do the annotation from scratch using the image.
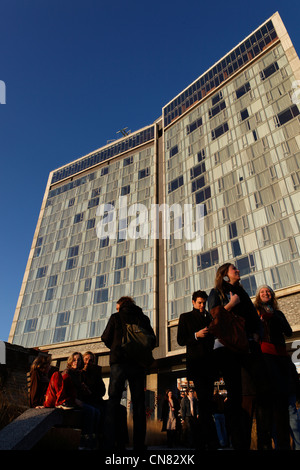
[118,314,155,368]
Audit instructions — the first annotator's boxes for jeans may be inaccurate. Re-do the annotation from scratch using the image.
[213,413,228,447]
[106,362,146,451]
[81,403,101,435]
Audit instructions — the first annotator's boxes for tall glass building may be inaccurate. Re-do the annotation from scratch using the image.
[9,12,300,393]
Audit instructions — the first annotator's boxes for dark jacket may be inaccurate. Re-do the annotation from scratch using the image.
[207,282,261,338]
[259,309,292,346]
[180,395,199,419]
[177,308,214,372]
[81,364,106,406]
[101,304,156,365]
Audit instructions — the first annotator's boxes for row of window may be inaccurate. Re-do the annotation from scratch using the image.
[163,20,277,126]
[51,126,155,184]
[169,60,292,156]
[48,163,151,206]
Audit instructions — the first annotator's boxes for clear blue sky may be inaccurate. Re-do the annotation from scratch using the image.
[0,0,299,342]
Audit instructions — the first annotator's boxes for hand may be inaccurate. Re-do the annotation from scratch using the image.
[196,327,209,338]
[225,292,240,311]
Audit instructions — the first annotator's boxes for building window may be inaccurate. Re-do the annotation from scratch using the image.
[260,61,279,80]
[101,167,109,176]
[197,248,219,270]
[229,222,237,239]
[170,145,179,158]
[197,149,205,162]
[124,156,133,166]
[241,275,257,297]
[36,237,43,247]
[212,91,223,106]
[94,288,109,304]
[138,168,150,179]
[168,176,184,193]
[87,218,95,230]
[53,328,67,343]
[192,176,205,192]
[92,188,101,197]
[121,185,130,196]
[236,254,255,276]
[84,278,92,291]
[211,122,229,140]
[36,266,47,278]
[100,237,109,248]
[115,256,126,270]
[45,288,54,301]
[88,197,99,209]
[96,275,107,289]
[114,271,121,285]
[209,100,226,119]
[187,117,203,134]
[195,186,211,203]
[240,108,249,121]
[48,275,58,287]
[24,318,38,333]
[68,246,79,258]
[190,162,206,180]
[236,82,251,99]
[277,105,300,126]
[74,213,84,224]
[232,240,242,257]
[56,311,70,326]
[66,258,77,270]
[291,171,300,189]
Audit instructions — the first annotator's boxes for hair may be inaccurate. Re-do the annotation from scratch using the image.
[83,351,95,362]
[117,296,135,309]
[30,355,51,373]
[192,290,208,302]
[254,285,278,311]
[214,263,236,298]
[66,352,83,370]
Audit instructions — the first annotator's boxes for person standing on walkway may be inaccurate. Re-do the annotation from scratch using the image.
[207,263,262,450]
[177,290,219,450]
[101,296,156,452]
[254,285,293,450]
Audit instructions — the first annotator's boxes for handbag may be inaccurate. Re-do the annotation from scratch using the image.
[208,305,249,354]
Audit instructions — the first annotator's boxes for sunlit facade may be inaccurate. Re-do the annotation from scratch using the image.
[9,13,300,388]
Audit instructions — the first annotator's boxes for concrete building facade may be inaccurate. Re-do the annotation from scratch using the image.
[9,12,300,405]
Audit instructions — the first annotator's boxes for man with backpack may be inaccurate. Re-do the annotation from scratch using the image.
[101,296,156,452]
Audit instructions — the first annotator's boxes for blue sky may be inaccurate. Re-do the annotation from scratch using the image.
[0,0,299,342]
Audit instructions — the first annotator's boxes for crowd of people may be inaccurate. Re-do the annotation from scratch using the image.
[29,264,300,451]
[30,350,106,449]
[176,262,300,450]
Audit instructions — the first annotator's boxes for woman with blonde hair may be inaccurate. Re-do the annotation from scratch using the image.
[254,285,292,450]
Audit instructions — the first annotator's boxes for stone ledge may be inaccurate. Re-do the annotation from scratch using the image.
[0,407,82,450]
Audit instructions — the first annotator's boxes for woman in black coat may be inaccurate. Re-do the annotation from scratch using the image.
[207,263,262,449]
[254,285,292,450]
